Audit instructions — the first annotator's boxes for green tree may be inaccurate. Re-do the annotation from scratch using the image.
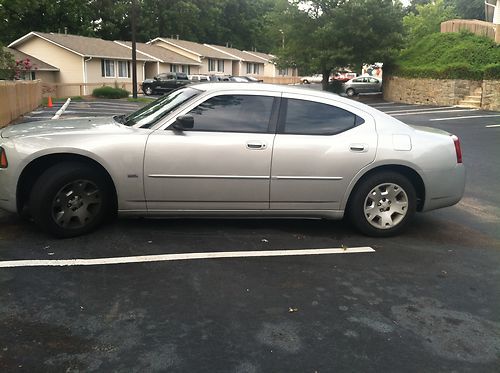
[0,44,15,79]
[444,0,485,20]
[268,0,404,90]
[403,0,457,46]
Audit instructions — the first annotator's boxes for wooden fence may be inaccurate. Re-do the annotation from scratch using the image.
[441,19,496,41]
[0,80,42,127]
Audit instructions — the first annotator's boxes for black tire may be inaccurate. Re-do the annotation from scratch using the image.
[346,88,356,97]
[348,171,416,237]
[303,79,309,84]
[29,162,114,238]
[143,86,153,95]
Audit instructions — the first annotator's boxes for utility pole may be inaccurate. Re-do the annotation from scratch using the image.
[131,0,138,98]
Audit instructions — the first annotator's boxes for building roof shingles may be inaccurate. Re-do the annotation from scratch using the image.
[116,41,200,65]
[158,38,238,60]
[29,32,155,61]
[205,44,267,63]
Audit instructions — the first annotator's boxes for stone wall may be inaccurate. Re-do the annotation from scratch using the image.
[383,76,500,111]
[482,80,500,111]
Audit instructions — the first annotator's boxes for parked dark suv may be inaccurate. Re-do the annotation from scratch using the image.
[141,72,190,95]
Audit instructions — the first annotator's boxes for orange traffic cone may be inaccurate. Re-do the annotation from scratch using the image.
[47,96,53,108]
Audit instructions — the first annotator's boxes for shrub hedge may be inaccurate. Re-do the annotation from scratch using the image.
[92,86,129,99]
[391,31,500,80]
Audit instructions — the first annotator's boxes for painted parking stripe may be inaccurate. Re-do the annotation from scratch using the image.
[384,106,454,114]
[373,105,419,110]
[0,247,375,268]
[430,114,500,121]
[391,109,478,117]
[368,102,394,106]
[485,124,500,128]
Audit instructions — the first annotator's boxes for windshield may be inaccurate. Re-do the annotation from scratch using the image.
[119,87,200,128]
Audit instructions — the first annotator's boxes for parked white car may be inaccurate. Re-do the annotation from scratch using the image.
[301,74,323,84]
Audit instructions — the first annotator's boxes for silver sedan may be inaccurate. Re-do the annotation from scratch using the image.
[343,76,382,96]
[0,83,465,237]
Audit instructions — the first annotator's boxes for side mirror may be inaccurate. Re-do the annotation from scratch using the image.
[153,76,159,81]
[172,115,194,131]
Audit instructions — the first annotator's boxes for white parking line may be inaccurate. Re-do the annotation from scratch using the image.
[0,247,375,268]
[485,124,500,128]
[430,114,500,121]
[372,105,418,110]
[384,106,454,114]
[368,102,394,106]
[391,109,478,117]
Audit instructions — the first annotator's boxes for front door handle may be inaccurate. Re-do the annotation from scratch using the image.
[246,141,267,150]
[350,143,368,152]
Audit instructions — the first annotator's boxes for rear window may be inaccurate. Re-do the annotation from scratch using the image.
[281,98,364,136]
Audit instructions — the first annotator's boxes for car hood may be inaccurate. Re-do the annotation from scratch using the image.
[1,117,121,139]
[142,79,154,84]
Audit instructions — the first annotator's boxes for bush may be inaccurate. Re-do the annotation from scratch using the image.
[92,86,129,99]
[483,64,500,80]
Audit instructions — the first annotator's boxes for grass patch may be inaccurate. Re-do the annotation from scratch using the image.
[390,31,500,80]
[92,86,129,99]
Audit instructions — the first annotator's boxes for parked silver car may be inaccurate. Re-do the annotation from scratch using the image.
[0,83,465,237]
[343,76,382,96]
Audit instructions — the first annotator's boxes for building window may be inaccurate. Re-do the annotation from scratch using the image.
[246,63,260,74]
[208,59,216,72]
[118,61,130,78]
[208,59,224,72]
[171,64,191,74]
[102,59,115,77]
[217,60,224,72]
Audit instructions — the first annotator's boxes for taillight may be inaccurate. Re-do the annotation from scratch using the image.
[451,135,462,164]
[0,147,7,168]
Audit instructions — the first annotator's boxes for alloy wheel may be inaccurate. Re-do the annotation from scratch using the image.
[363,182,408,230]
[51,179,102,229]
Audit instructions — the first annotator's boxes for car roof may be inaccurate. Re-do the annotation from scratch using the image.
[190,82,365,106]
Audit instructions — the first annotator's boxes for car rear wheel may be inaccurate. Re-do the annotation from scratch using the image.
[346,88,356,97]
[302,79,309,84]
[144,86,153,95]
[29,162,113,238]
[348,171,416,237]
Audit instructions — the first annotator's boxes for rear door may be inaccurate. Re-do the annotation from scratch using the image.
[270,94,377,210]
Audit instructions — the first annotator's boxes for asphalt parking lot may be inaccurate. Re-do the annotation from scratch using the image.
[2,91,500,372]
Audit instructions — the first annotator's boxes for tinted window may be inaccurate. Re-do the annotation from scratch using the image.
[283,99,364,135]
[186,95,274,133]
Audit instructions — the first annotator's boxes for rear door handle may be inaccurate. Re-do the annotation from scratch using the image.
[350,143,368,152]
[246,141,267,150]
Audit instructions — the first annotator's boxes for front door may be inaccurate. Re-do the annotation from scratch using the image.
[270,94,377,210]
[144,92,279,211]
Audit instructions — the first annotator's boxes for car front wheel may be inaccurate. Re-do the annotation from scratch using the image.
[348,171,416,237]
[143,86,153,95]
[29,162,114,237]
[346,88,356,97]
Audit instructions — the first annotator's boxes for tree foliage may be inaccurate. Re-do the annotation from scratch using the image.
[0,44,15,79]
[403,0,457,46]
[0,0,277,52]
[267,0,404,89]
